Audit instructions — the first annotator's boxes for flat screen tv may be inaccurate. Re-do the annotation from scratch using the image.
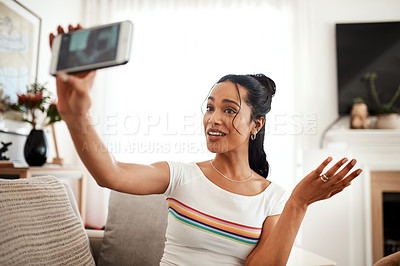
[336,21,400,115]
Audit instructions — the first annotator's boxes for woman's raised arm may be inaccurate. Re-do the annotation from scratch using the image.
[51,25,170,195]
[245,157,362,266]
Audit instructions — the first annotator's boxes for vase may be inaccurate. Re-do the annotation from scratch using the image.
[24,129,48,166]
[376,113,399,129]
[350,103,371,129]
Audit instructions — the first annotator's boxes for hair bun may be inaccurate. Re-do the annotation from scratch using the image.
[249,74,276,97]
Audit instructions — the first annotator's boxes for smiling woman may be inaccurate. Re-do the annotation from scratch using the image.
[203,74,275,182]
[51,33,363,263]
[78,0,299,229]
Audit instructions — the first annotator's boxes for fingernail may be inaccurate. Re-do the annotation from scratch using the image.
[356,169,362,175]
[351,159,357,166]
[327,156,332,162]
[58,71,68,82]
[342,158,348,164]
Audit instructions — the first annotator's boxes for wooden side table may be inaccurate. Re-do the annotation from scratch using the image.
[0,165,87,223]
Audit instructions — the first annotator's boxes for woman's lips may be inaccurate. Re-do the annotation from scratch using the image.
[206,129,226,141]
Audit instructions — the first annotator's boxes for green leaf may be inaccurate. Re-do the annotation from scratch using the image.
[46,103,62,125]
[353,97,365,104]
[378,103,393,114]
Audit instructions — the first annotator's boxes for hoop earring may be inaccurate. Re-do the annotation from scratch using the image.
[250,133,257,141]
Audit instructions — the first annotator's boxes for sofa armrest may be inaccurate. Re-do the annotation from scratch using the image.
[86,229,104,264]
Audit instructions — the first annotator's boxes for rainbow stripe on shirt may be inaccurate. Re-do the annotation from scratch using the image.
[166,198,262,246]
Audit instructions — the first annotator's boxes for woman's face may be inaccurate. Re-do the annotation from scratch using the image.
[203,81,256,154]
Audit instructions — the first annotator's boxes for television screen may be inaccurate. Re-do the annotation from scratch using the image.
[336,21,400,115]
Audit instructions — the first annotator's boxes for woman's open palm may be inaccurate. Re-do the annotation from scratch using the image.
[291,157,362,207]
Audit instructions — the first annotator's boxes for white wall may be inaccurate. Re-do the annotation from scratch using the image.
[16,0,111,228]
[17,0,84,165]
[296,0,400,150]
[296,1,400,265]
[12,0,400,264]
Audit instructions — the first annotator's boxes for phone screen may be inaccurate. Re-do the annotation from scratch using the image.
[57,24,120,71]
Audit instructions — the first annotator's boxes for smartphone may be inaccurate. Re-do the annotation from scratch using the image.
[50,20,133,75]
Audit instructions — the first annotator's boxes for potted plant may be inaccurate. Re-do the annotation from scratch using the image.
[363,72,400,129]
[9,82,62,166]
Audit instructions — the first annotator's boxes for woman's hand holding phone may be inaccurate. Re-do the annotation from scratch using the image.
[49,25,96,125]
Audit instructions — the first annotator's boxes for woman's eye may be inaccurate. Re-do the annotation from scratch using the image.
[225,108,237,114]
[206,105,214,112]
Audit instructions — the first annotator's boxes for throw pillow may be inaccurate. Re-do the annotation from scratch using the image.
[98,191,168,266]
[0,176,95,265]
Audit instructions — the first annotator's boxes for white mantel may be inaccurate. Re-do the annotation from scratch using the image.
[322,115,400,171]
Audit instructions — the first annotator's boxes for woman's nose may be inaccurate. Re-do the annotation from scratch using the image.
[207,111,223,126]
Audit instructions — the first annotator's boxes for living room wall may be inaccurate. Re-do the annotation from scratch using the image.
[295,0,400,151]
[19,0,400,164]
[295,1,400,265]
[13,1,400,264]
[17,0,84,166]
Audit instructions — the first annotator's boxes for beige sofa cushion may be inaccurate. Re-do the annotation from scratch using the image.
[0,176,94,266]
[98,191,168,266]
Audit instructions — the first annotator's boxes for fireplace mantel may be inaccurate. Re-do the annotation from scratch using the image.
[322,115,400,171]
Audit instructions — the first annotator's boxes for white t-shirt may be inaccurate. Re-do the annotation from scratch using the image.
[160,161,289,266]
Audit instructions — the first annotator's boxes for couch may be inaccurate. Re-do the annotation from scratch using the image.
[1,175,344,266]
[0,175,168,266]
[0,175,95,265]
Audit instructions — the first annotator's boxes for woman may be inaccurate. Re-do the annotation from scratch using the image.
[51,25,362,266]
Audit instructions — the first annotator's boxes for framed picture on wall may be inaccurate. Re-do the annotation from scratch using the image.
[0,0,41,135]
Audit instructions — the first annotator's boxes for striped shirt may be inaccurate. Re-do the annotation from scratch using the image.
[161,161,288,266]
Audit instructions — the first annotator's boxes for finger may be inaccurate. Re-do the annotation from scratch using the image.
[58,70,96,82]
[329,185,348,198]
[55,73,70,105]
[315,156,333,176]
[331,168,362,191]
[345,168,362,183]
[57,25,65,34]
[327,168,362,198]
[75,71,92,78]
[55,83,68,105]
[323,157,348,178]
[56,72,86,96]
[331,159,357,182]
[73,70,96,81]
[49,33,55,48]
[68,24,83,32]
[57,72,69,83]
[81,70,96,81]
[83,70,96,89]
[57,71,96,94]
